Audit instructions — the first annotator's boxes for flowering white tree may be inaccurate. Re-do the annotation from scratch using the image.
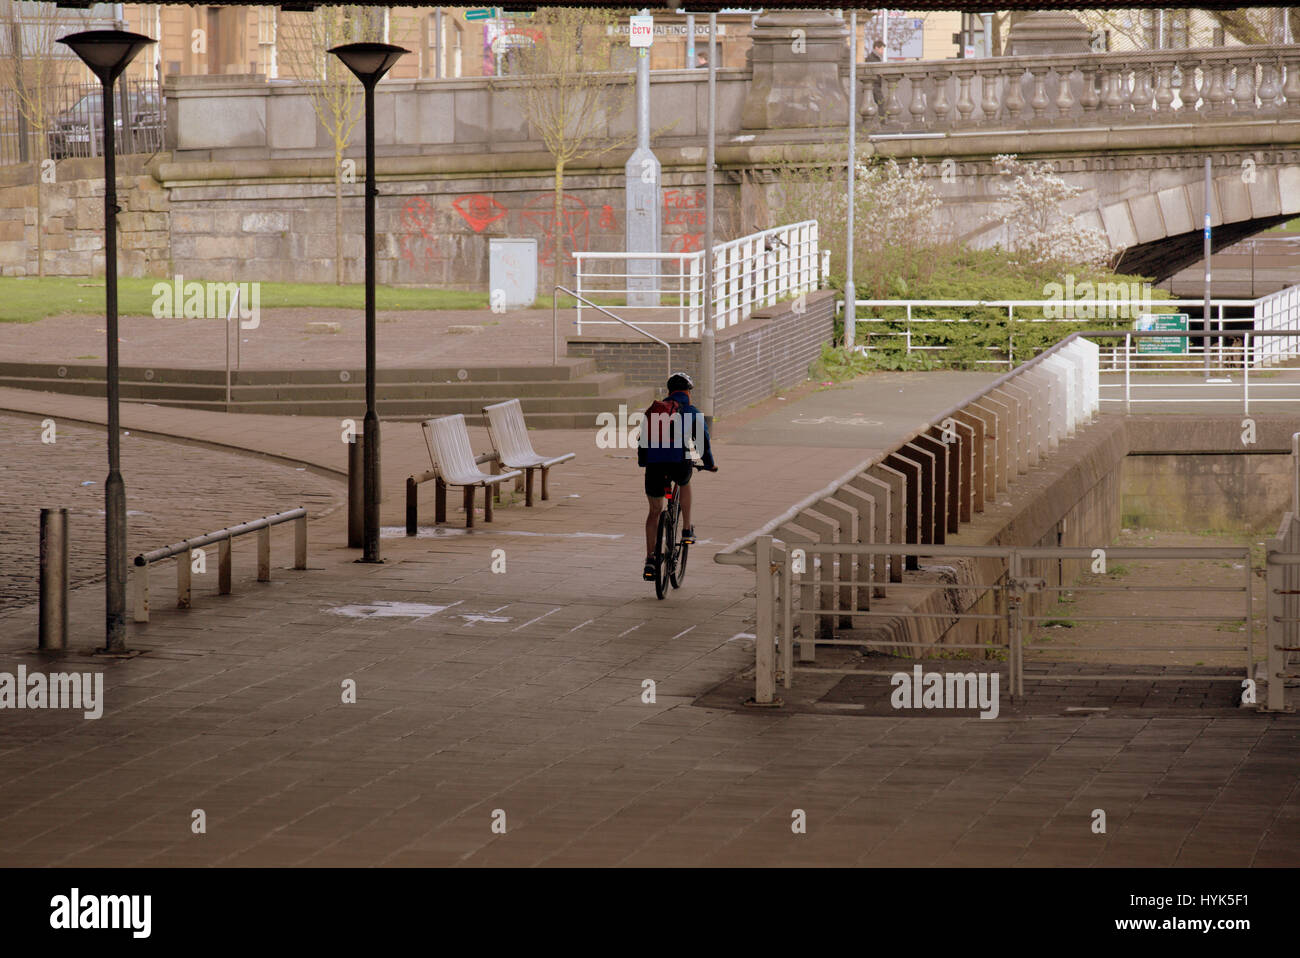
[993,154,1116,269]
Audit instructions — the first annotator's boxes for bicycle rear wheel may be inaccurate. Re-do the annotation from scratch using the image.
[654,508,672,599]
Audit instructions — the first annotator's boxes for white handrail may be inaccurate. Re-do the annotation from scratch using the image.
[571,220,822,338]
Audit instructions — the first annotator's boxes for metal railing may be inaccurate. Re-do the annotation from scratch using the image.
[747,538,1253,705]
[131,508,307,623]
[554,284,671,375]
[1099,329,1300,413]
[842,293,1296,368]
[718,329,1300,707]
[572,221,827,337]
[0,79,165,167]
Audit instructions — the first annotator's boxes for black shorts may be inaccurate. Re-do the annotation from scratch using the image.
[644,462,693,498]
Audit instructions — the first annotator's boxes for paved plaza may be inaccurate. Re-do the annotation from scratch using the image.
[0,319,1296,867]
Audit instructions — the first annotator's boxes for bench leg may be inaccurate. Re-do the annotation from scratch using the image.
[435,478,447,525]
[525,468,535,507]
[464,485,475,529]
[406,477,418,536]
[490,458,502,503]
[541,466,550,501]
[485,484,494,523]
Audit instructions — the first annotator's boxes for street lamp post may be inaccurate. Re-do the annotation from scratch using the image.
[329,42,408,564]
[59,30,155,653]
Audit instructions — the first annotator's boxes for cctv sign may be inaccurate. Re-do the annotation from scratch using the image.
[629,15,653,47]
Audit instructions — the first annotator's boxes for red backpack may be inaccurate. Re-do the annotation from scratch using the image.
[642,397,681,450]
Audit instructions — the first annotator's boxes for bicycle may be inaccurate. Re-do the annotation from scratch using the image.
[652,463,712,600]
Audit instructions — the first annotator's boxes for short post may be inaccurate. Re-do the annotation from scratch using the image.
[177,547,192,609]
[781,544,794,688]
[754,534,775,705]
[1292,431,1299,516]
[218,537,232,595]
[294,515,307,570]
[406,476,418,536]
[1124,333,1132,413]
[347,433,363,548]
[257,525,271,582]
[38,508,69,650]
[1265,534,1286,711]
[133,561,149,623]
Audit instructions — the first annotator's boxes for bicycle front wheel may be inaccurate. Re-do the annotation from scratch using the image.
[670,538,688,588]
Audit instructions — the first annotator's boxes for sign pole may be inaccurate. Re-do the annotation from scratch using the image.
[700,12,716,425]
[1204,156,1212,378]
[845,10,856,350]
[626,10,660,307]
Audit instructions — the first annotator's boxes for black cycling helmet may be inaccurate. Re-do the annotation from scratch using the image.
[667,371,694,392]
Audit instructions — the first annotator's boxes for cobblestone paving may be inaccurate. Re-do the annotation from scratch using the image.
[0,414,342,610]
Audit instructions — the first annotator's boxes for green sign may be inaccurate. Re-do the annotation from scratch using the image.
[1134,313,1188,354]
[466,7,500,21]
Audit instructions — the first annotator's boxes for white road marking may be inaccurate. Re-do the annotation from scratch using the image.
[459,614,511,628]
[510,607,561,632]
[616,621,645,638]
[671,626,696,640]
[568,618,596,633]
[326,600,461,621]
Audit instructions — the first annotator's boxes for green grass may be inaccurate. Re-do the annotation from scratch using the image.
[0,277,488,323]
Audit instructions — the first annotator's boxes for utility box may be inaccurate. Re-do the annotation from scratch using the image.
[489,238,537,309]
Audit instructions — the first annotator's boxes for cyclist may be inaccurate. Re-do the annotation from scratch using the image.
[639,372,717,581]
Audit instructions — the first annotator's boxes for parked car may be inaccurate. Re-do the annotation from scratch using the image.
[47,88,163,159]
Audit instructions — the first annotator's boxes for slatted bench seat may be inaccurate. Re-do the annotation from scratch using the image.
[483,399,576,506]
[422,414,522,528]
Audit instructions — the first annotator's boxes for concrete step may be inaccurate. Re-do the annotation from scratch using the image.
[0,372,633,403]
[120,389,655,430]
[0,358,598,386]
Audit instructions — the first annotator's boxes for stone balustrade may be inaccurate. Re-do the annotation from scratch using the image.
[859,45,1300,131]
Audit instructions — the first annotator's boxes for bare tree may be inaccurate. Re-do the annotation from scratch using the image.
[1072,8,1299,50]
[500,7,634,292]
[278,5,384,285]
[0,0,82,276]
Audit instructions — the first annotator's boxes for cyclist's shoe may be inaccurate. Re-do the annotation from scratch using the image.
[682,527,697,545]
[643,557,656,580]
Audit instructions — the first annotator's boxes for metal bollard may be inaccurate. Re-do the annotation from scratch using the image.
[39,508,69,650]
[348,433,363,548]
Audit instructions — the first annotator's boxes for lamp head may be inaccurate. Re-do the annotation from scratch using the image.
[328,42,409,86]
[59,30,155,84]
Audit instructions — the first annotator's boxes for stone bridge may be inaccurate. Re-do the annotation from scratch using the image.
[8,11,1299,285]
[854,39,1300,278]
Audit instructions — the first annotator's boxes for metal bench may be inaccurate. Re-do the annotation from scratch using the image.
[421,414,522,528]
[482,399,576,506]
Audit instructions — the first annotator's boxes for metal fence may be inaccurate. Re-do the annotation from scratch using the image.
[573,220,829,337]
[0,78,165,167]
[717,329,1296,709]
[748,539,1253,704]
[843,287,1300,369]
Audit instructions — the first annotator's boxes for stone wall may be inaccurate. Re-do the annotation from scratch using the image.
[1122,453,1294,533]
[0,156,170,278]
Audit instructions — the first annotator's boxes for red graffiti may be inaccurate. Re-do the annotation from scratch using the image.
[670,233,703,254]
[520,192,590,268]
[664,188,707,236]
[599,204,616,230]
[453,193,508,233]
[398,196,444,271]
[664,188,706,210]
